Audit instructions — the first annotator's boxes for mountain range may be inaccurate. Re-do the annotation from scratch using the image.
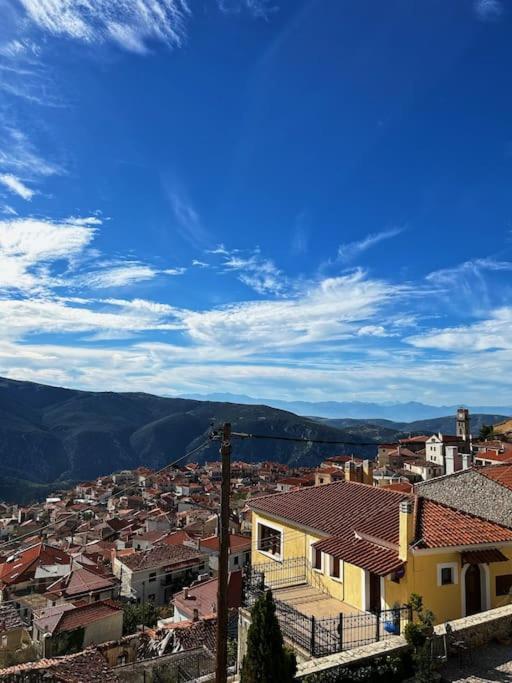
[0,376,373,503]
[0,376,507,504]
[183,393,512,422]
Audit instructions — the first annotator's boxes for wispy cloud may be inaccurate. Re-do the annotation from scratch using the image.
[0,127,62,179]
[17,0,191,53]
[215,246,287,295]
[337,227,403,263]
[217,0,279,19]
[192,259,209,268]
[0,173,35,200]
[167,190,210,247]
[426,257,512,285]
[474,0,504,21]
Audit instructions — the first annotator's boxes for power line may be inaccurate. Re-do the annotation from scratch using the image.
[209,430,379,447]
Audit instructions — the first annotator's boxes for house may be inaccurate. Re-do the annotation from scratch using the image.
[173,571,242,622]
[425,434,469,470]
[33,600,123,657]
[44,565,120,605]
[112,544,207,605]
[402,458,443,481]
[199,534,251,574]
[0,543,71,600]
[0,647,121,682]
[0,604,33,668]
[249,479,512,626]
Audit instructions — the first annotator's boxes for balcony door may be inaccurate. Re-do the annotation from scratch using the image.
[465,564,482,616]
[369,572,381,613]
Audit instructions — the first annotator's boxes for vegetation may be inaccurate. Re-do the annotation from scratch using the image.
[303,654,413,682]
[404,594,436,683]
[122,601,159,635]
[240,590,297,683]
[0,375,373,502]
[479,424,494,439]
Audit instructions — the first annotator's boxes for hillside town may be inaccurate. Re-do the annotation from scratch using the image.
[0,410,511,680]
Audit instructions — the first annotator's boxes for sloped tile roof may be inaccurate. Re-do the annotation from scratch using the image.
[0,543,70,586]
[120,543,203,571]
[416,498,512,548]
[249,480,408,543]
[35,600,121,635]
[312,537,403,576]
[0,648,119,681]
[45,565,117,598]
[478,464,512,489]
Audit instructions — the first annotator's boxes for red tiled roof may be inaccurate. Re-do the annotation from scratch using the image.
[384,483,414,493]
[158,530,195,546]
[200,534,251,553]
[45,566,117,599]
[173,571,242,619]
[119,543,203,571]
[461,549,508,564]
[476,450,512,463]
[250,480,408,544]
[312,537,404,576]
[0,543,70,586]
[0,648,119,682]
[478,464,512,490]
[35,600,121,636]
[416,498,512,548]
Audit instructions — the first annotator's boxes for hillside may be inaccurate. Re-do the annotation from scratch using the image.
[314,414,508,441]
[0,377,376,503]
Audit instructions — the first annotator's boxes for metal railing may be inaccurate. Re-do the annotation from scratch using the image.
[244,563,411,657]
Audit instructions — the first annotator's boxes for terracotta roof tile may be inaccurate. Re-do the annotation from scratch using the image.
[119,543,203,571]
[417,498,512,548]
[312,537,403,576]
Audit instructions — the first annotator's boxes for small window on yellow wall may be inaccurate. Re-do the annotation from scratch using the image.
[441,567,453,585]
[496,574,512,596]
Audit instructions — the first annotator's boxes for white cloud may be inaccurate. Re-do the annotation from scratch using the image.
[192,259,209,268]
[18,0,191,53]
[338,227,403,263]
[0,127,62,178]
[217,0,278,19]
[0,216,96,291]
[474,0,503,21]
[182,269,403,350]
[407,306,512,353]
[0,173,35,200]
[168,190,210,247]
[426,258,512,285]
[223,252,285,295]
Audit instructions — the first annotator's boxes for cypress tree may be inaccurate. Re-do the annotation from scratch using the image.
[240,590,297,683]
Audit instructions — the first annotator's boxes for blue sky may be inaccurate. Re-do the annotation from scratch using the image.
[0,0,512,404]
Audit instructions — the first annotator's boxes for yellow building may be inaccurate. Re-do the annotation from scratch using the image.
[249,480,512,625]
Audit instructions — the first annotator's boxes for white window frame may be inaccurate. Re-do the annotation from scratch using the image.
[437,562,458,587]
[256,520,283,562]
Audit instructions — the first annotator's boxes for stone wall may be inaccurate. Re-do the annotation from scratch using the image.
[416,468,512,527]
[434,603,512,647]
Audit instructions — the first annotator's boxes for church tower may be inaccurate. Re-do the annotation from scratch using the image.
[456,407,470,442]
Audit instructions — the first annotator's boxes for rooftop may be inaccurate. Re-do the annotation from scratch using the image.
[119,543,203,571]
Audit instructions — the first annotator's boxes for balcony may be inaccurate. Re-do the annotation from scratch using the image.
[244,558,410,657]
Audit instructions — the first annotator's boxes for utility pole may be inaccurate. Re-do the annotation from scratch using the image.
[215,422,231,683]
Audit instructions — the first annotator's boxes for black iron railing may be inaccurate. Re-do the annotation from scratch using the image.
[243,562,411,657]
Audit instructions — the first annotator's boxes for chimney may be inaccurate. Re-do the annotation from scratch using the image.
[462,453,472,470]
[184,587,189,599]
[399,499,414,562]
[445,446,457,475]
[344,461,356,482]
[192,608,199,622]
[362,460,374,486]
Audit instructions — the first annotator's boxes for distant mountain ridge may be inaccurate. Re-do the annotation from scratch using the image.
[0,376,375,503]
[314,414,508,442]
[183,393,512,422]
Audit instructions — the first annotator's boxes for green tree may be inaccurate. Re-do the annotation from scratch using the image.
[123,601,159,635]
[240,590,296,683]
[479,424,494,439]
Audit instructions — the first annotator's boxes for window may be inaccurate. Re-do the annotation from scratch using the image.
[330,556,340,579]
[313,548,322,570]
[437,562,457,586]
[148,571,156,583]
[258,523,282,557]
[233,555,239,566]
[441,567,453,585]
[496,574,512,596]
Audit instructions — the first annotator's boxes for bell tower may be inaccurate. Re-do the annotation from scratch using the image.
[456,407,470,442]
